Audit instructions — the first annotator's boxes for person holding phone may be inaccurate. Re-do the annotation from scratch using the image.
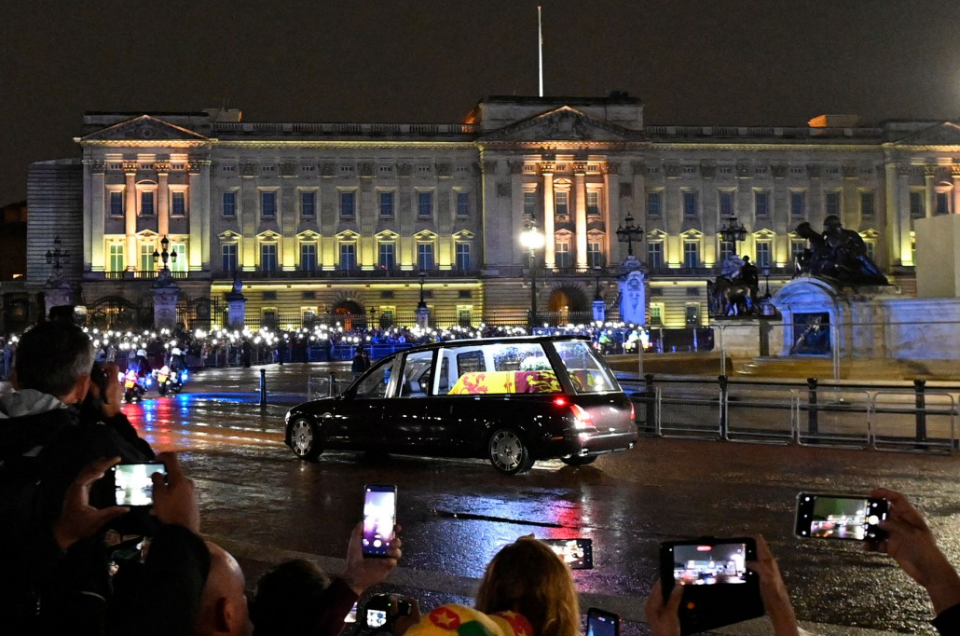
[645,535,799,636]
[866,488,960,635]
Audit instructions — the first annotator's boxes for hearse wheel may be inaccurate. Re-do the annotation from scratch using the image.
[488,428,534,475]
[290,417,323,461]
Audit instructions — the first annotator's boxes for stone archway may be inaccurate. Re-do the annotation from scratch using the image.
[547,286,590,324]
[331,299,366,330]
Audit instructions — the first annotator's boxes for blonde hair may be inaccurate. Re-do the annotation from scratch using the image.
[475,538,580,636]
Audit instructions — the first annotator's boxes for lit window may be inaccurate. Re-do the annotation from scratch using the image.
[587,242,603,267]
[755,191,769,216]
[170,242,187,272]
[260,243,277,272]
[647,242,663,268]
[523,191,537,216]
[223,192,237,217]
[340,191,355,217]
[140,244,154,272]
[791,239,806,265]
[587,191,600,215]
[379,243,396,270]
[140,191,155,215]
[555,242,572,268]
[301,191,316,217]
[683,241,700,268]
[108,243,124,272]
[719,191,734,217]
[647,191,661,216]
[261,191,276,218]
[555,191,569,216]
[300,243,317,272]
[221,244,237,272]
[171,192,186,216]
[456,243,471,270]
[339,243,357,271]
[457,192,470,216]
[861,192,875,217]
[110,191,124,216]
[790,191,805,217]
[755,241,772,268]
[417,243,435,270]
[379,191,394,217]
[683,191,698,217]
[418,191,433,217]
[910,191,925,218]
[719,239,735,263]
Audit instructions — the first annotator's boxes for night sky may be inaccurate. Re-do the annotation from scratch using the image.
[3,0,960,205]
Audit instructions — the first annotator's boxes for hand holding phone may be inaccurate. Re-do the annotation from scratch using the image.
[362,484,397,558]
[795,493,888,541]
[111,462,166,507]
[541,538,593,570]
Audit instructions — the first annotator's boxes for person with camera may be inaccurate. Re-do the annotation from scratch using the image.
[251,522,402,636]
[866,488,960,634]
[645,535,799,636]
[0,321,156,634]
[386,537,578,636]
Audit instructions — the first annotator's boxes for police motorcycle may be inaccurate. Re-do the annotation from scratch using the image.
[154,348,189,396]
[122,348,154,403]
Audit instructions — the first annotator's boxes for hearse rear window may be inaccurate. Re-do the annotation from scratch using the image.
[448,343,561,395]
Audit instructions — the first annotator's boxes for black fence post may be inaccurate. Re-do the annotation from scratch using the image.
[328,371,338,398]
[807,377,819,437]
[644,373,656,432]
[914,379,927,443]
[259,368,267,407]
[718,375,729,439]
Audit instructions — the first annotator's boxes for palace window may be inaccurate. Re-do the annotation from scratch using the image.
[555,242,572,269]
[140,191,155,216]
[340,191,356,218]
[555,191,569,216]
[379,191,394,217]
[683,241,700,268]
[647,191,662,216]
[790,191,805,217]
[301,191,316,217]
[682,191,698,217]
[221,244,238,273]
[418,191,433,217]
[825,191,840,216]
[791,239,806,265]
[755,191,770,217]
[261,191,276,219]
[170,242,187,273]
[755,241,772,269]
[140,243,154,272]
[108,243,124,272]
[223,192,237,217]
[861,191,875,218]
[456,242,471,271]
[587,242,603,268]
[110,191,124,217]
[647,242,663,269]
[523,190,537,216]
[719,191,734,217]
[260,243,277,272]
[587,191,600,215]
[300,243,317,272]
[457,192,470,216]
[910,191,925,218]
[339,243,357,271]
[937,191,950,215]
[379,242,396,271]
[417,242,435,270]
[649,303,664,326]
[171,192,186,216]
[719,239,735,263]
[864,239,876,261]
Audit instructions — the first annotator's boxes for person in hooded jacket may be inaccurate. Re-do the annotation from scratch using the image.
[0,320,155,635]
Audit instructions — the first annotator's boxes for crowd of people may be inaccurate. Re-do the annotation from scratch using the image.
[3,319,960,636]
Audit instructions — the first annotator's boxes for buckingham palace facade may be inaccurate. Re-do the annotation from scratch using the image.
[19,94,960,330]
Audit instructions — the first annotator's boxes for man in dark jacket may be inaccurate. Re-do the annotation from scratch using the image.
[0,321,155,634]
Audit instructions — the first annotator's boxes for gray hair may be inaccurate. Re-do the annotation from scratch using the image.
[14,321,95,398]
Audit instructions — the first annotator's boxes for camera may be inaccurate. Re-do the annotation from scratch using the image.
[360,593,413,631]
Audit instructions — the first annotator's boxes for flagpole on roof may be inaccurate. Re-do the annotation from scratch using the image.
[538,5,544,97]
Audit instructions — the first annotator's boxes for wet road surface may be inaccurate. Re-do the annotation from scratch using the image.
[120,364,960,635]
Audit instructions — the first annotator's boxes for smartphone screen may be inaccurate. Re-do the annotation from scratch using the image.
[366,609,388,629]
[795,493,888,540]
[112,462,166,506]
[343,602,358,624]
[541,538,593,570]
[665,540,753,586]
[362,484,397,557]
[586,608,619,636]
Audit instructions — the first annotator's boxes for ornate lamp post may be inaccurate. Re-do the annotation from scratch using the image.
[718,217,748,255]
[520,220,545,326]
[152,235,177,276]
[416,270,429,328]
[615,212,644,261]
[45,236,68,282]
[762,267,771,298]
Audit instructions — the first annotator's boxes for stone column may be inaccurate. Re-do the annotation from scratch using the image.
[157,164,170,238]
[574,164,588,269]
[925,166,936,219]
[603,162,620,267]
[952,167,960,215]
[90,161,106,272]
[842,165,859,229]
[897,166,912,265]
[884,162,901,267]
[509,160,525,268]
[240,162,257,271]
[123,162,138,272]
[188,161,207,271]
[541,166,556,269]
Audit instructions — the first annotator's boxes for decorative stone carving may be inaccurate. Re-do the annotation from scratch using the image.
[619,183,633,198]
[539,162,555,174]
[507,160,524,175]
[320,163,335,176]
[897,165,913,178]
[737,163,752,178]
[603,161,620,176]
[806,164,822,178]
[436,163,452,177]
[187,161,206,175]
[664,164,681,178]
[482,160,498,175]
[700,164,716,179]
[951,164,960,177]
[240,163,258,177]
[122,161,139,174]
[496,181,511,197]
[842,165,859,178]
[399,163,414,177]
[90,161,107,174]
[630,160,647,175]
[618,270,646,325]
[281,162,299,177]
[771,164,788,178]
[154,161,172,174]
[572,162,587,174]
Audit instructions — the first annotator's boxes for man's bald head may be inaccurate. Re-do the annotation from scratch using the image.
[193,542,252,636]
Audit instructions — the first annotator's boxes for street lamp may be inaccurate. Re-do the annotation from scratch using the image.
[417,270,427,310]
[762,267,771,298]
[45,236,68,282]
[152,235,177,275]
[718,217,748,255]
[520,220,545,326]
[615,212,644,258]
[593,265,603,302]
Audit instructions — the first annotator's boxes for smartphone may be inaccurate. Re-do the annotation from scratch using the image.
[661,537,756,589]
[362,484,397,558]
[111,462,166,507]
[586,608,619,636]
[541,538,593,570]
[365,608,388,629]
[343,602,358,624]
[795,493,889,541]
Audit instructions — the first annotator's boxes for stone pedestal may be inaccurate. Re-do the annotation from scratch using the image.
[43,281,75,317]
[152,286,179,330]
[916,215,960,297]
[618,269,646,326]
[592,299,606,323]
[711,319,763,358]
[416,305,430,329]
[227,295,246,329]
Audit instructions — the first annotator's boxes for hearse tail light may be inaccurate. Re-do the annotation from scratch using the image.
[570,404,593,430]
[630,402,635,421]
[553,397,568,407]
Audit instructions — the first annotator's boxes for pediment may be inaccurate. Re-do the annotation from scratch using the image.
[480,106,645,143]
[82,115,210,143]
[891,122,960,147]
